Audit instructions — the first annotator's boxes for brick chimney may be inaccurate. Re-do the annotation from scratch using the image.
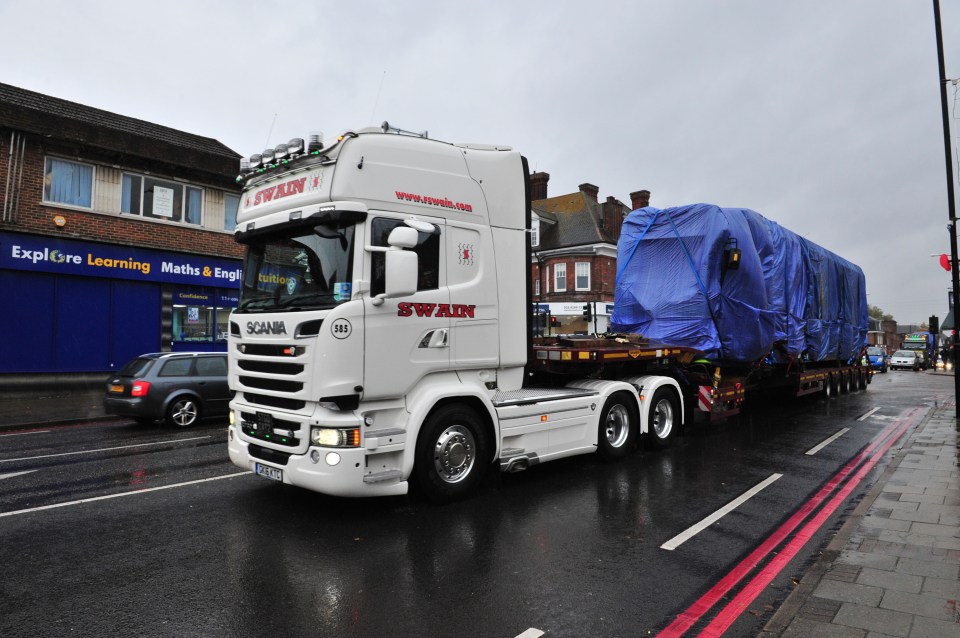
[630,189,651,210]
[579,183,599,202]
[530,172,550,201]
[602,196,624,240]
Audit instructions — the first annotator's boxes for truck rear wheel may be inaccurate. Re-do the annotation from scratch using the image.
[414,404,488,503]
[597,392,638,461]
[646,387,680,450]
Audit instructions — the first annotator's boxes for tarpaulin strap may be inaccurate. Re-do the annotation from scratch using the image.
[663,209,724,358]
[616,210,660,283]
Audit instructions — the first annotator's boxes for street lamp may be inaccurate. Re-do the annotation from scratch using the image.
[932,0,960,417]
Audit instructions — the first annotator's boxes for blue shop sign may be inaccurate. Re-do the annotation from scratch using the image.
[0,232,242,287]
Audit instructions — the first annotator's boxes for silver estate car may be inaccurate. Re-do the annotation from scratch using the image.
[889,349,920,371]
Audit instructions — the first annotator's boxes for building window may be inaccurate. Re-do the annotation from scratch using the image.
[575,262,591,291]
[121,172,203,225]
[531,219,540,247]
[224,194,240,231]
[534,279,541,296]
[43,158,93,208]
[554,263,566,292]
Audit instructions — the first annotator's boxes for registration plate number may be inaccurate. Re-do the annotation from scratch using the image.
[255,463,282,482]
[109,384,124,393]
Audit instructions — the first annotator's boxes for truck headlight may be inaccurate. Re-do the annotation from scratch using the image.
[311,427,361,448]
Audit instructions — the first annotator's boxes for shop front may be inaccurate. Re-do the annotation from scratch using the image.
[0,231,241,375]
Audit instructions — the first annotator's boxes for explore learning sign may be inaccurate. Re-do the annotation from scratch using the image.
[0,232,242,287]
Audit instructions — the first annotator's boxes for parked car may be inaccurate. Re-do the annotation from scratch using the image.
[104,352,230,427]
[889,349,920,372]
[866,346,887,373]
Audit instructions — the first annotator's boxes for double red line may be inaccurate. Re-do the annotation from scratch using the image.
[658,405,925,637]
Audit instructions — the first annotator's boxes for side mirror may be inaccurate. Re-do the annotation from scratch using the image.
[383,249,418,299]
[371,228,419,305]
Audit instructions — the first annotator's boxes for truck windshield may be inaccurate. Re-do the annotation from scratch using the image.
[237,224,355,312]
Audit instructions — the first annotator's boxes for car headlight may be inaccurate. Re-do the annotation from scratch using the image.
[310,427,361,447]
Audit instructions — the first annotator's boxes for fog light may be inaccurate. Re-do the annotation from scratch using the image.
[325,452,341,466]
[310,450,321,464]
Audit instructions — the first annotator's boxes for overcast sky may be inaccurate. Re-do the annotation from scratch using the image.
[2,1,958,324]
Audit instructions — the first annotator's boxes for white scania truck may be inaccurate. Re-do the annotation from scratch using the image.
[226,124,867,501]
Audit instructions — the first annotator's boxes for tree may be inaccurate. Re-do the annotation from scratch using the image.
[868,305,893,321]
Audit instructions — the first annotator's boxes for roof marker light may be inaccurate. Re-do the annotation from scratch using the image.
[261,148,275,164]
[288,138,305,155]
[248,153,262,169]
[274,143,288,160]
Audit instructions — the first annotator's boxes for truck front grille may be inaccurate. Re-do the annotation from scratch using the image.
[243,392,306,411]
[239,376,304,393]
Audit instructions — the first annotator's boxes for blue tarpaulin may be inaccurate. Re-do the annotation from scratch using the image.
[610,204,868,364]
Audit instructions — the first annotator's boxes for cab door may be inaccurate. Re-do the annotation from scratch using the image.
[362,215,449,401]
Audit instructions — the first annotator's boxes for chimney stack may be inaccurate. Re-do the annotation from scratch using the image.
[530,172,550,201]
[579,183,599,202]
[630,189,651,210]
[602,196,625,240]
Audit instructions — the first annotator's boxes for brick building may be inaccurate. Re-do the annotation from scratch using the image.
[529,172,649,334]
[0,82,243,388]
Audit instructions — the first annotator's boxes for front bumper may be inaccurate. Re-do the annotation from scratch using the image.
[227,425,408,497]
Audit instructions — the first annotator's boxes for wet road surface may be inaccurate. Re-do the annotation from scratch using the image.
[0,370,948,637]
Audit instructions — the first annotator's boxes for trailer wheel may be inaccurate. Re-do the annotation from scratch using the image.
[414,404,488,503]
[859,371,868,390]
[597,392,638,461]
[840,372,851,394]
[646,387,680,450]
[823,374,834,398]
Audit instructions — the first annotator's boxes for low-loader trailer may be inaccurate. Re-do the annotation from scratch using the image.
[226,125,870,501]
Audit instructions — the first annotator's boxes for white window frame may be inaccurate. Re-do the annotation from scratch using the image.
[575,262,591,291]
[531,219,540,247]
[43,157,95,209]
[554,262,567,292]
[534,278,541,296]
[120,171,204,226]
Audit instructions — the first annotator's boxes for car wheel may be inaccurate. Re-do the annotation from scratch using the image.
[166,397,200,428]
[414,404,488,503]
[646,387,680,450]
[597,392,638,460]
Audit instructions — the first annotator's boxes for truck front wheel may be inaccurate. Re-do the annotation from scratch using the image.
[597,392,638,461]
[414,404,488,503]
[646,387,680,450]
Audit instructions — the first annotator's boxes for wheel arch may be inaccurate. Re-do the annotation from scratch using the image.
[614,375,685,435]
[402,376,499,479]
[162,389,203,414]
[564,379,642,447]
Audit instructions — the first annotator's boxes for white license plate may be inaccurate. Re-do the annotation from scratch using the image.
[255,463,282,482]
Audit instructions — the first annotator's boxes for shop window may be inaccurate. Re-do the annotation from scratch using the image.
[370,217,440,297]
[121,172,203,225]
[173,304,215,342]
[215,307,230,341]
[224,194,239,231]
[44,158,93,208]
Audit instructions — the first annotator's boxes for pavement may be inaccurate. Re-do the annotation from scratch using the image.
[761,383,960,638]
[0,388,118,430]
[1,380,957,637]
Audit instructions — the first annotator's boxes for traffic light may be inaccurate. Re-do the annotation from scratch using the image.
[550,317,559,327]
[929,315,940,335]
[582,303,592,321]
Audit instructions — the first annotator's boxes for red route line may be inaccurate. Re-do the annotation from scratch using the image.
[657,406,922,638]
[698,406,923,637]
